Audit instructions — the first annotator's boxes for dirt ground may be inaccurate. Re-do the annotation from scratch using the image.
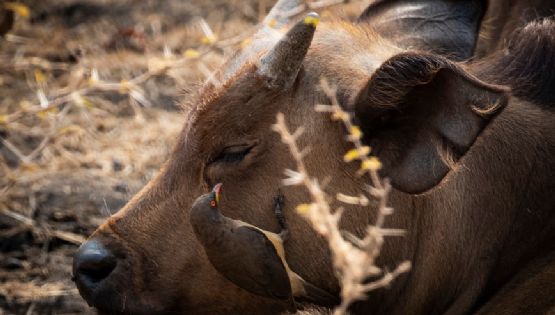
[0,0,370,314]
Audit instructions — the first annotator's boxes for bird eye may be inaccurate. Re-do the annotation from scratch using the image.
[210,144,254,164]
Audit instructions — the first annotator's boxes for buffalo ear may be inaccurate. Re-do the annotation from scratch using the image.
[359,0,486,60]
[354,53,509,194]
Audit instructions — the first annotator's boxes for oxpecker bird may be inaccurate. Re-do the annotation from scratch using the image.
[190,183,339,309]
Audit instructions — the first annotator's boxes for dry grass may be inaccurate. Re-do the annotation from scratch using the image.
[0,0,257,312]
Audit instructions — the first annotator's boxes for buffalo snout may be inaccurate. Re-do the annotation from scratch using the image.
[73,239,117,285]
[73,237,130,312]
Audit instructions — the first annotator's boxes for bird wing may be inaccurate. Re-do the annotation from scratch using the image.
[204,225,292,300]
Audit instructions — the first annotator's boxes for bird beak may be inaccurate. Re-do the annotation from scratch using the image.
[212,183,223,205]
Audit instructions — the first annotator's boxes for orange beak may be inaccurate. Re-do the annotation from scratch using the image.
[212,183,222,205]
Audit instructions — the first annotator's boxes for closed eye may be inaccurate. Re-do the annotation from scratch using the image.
[210,145,254,164]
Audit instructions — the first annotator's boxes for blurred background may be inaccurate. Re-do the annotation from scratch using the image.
[0,0,369,314]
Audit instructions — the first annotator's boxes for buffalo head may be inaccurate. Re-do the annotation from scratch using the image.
[72,1,555,314]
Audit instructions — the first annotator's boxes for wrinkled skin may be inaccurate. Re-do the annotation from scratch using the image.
[73,1,555,315]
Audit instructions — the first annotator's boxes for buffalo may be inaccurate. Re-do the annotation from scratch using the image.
[73,0,555,314]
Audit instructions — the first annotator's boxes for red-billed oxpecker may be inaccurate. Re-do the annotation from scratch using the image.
[190,183,338,310]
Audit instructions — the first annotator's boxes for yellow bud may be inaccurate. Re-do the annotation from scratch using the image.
[343,146,370,162]
[37,107,58,119]
[303,15,320,27]
[0,115,7,124]
[183,48,200,58]
[5,3,30,18]
[34,69,46,84]
[57,125,84,136]
[361,156,382,171]
[296,203,311,214]
[201,35,217,45]
[344,149,359,162]
[19,162,39,172]
[349,125,362,140]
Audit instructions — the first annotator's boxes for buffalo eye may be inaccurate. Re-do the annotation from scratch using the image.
[210,144,254,164]
[204,141,260,185]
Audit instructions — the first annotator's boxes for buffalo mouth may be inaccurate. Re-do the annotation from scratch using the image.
[79,285,174,315]
[73,236,174,315]
[75,274,170,315]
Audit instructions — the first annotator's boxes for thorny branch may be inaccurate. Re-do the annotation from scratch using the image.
[272,78,411,315]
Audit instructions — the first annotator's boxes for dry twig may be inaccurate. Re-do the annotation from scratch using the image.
[0,208,86,245]
[272,78,410,315]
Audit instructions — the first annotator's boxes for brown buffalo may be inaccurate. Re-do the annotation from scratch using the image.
[73,0,555,314]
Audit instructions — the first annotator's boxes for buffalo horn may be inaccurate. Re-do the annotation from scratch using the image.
[258,12,319,89]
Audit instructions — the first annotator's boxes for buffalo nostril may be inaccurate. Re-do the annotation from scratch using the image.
[73,239,117,284]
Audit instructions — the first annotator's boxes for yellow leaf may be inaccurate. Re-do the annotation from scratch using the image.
[34,69,46,84]
[201,35,217,45]
[37,107,58,119]
[58,125,84,136]
[361,156,382,172]
[296,203,311,214]
[5,2,30,18]
[19,162,40,172]
[343,146,370,162]
[349,125,362,140]
[183,48,200,58]
[344,149,358,162]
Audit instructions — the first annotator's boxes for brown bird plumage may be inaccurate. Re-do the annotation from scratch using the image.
[189,184,338,309]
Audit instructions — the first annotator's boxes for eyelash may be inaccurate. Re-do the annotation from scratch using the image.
[211,146,253,164]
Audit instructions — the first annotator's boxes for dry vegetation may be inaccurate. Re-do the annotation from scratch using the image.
[0,0,387,314]
[273,79,410,315]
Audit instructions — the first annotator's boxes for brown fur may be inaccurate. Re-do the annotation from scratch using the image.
[476,0,555,56]
[474,18,555,107]
[76,12,554,315]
